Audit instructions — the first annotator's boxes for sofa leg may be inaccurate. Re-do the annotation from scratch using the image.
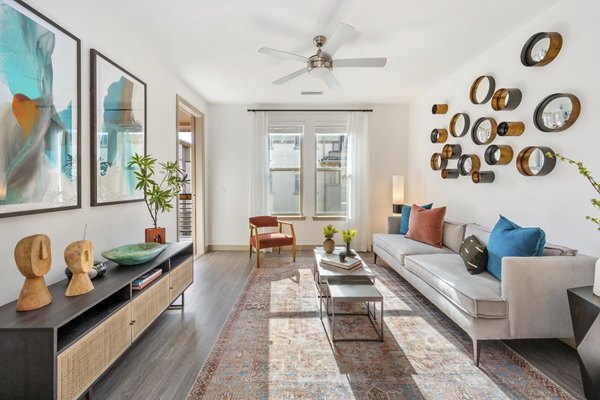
[473,339,482,366]
[374,252,378,265]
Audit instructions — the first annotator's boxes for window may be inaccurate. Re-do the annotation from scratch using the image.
[315,125,348,217]
[269,124,303,216]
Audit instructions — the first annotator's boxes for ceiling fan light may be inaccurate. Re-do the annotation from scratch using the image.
[310,67,330,79]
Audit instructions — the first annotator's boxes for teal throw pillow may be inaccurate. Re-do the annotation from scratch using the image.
[486,215,546,280]
[399,203,433,235]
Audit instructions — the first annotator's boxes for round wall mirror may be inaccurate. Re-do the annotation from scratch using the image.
[517,146,556,176]
[471,117,497,145]
[469,76,496,104]
[441,169,459,179]
[484,145,513,165]
[491,88,522,111]
[497,121,525,137]
[521,32,562,67]
[430,153,448,171]
[534,93,581,132]
[472,171,495,184]
[432,104,448,114]
[442,144,462,160]
[449,113,470,137]
[430,129,448,143]
[458,154,481,176]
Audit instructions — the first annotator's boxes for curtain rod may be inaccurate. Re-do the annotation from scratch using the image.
[247,109,373,112]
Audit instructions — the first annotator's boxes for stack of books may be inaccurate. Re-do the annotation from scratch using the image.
[320,254,363,271]
[132,268,163,291]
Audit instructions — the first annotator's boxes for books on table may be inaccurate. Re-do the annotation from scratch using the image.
[320,253,363,271]
[132,268,163,291]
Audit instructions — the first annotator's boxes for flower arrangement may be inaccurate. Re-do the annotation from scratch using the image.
[342,229,357,244]
[323,224,338,239]
[548,153,600,231]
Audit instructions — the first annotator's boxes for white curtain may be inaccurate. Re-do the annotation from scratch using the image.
[250,111,271,216]
[346,112,370,251]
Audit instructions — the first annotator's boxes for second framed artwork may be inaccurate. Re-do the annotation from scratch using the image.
[91,49,146,206]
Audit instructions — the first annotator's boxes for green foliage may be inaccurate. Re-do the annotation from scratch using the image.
[322,224,338,239]
[547,152,600,231]
[128,153,189,228]
[342,229,357,244]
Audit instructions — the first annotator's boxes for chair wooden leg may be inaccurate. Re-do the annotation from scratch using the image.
[249,245,253,258]
[278,246,281,254]
[256,250,260,268]
[292,243,296,262]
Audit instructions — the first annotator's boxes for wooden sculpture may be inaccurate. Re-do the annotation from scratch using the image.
[15,234,53,311]
[64,240,95,297]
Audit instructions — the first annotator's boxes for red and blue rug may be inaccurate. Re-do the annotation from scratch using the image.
[189,256,574,399]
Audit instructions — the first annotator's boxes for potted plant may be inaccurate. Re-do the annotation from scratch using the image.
[128,153,189,244]
[322,225,338,254]
[549,153,600,295]
[342,229,357,256]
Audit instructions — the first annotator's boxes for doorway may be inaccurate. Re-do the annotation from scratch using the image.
[176,96,205,255]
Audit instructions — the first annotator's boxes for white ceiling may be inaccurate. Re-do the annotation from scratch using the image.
[47,0,559,104]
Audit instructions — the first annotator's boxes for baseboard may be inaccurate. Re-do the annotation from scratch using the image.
[207,244,326,252]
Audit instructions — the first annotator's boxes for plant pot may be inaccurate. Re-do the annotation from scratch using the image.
[145,227,166,244]
[594,258,600,297]
[345,242,357,257]
[323,238,335,253]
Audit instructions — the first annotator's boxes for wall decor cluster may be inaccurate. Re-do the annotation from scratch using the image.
[0,0,81,218]
[91,50,147,206]
[429,30,579,184]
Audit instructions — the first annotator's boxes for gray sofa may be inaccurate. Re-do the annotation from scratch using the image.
[373,216,596,365]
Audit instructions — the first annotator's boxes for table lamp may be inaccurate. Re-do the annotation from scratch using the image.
[392,175,405,214]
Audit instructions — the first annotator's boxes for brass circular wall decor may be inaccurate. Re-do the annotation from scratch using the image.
[516,146,557,176]
[430,128,448,143]
[491,88,522,111]
[442,144,462,160]
[457,154,481,176]
[449,113,470,137]
[498,121,525,137]
[471,117,497,145]
[472,171,495,184]
[430,153,448,171]
[533,93,581,132]
[432,104,448,114]
[521,32,563,67]
[469,75,496,104]
[441,169,459,179]
[484,145,514,165]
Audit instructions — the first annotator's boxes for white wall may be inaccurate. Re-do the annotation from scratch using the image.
[0,1,207,305]
[206,104,408,247]
[407,0,600,256]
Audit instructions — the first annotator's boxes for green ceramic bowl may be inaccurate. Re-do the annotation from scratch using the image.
[101,243,167,266]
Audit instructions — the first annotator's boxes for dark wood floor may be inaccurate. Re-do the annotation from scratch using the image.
[93,250,584,399]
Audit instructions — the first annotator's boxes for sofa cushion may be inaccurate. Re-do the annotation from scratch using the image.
[399,203,432,234]
[406,205,446,248]
[487,216,546,280]
[443,220,466,253]
[459,235,488,274]
[404,253,508,318]
[373,233,452,265]
[543,243,578,256]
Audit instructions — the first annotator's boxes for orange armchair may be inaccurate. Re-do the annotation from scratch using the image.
[249,216,296,268]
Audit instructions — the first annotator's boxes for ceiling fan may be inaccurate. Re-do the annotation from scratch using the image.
[258,23,387,89]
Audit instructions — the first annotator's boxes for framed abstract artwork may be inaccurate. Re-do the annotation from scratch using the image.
[0,0,81,218]
[91,49,146,206]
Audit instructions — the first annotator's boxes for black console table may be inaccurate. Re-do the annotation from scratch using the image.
[0,242,193,400]
[567,286,600,400]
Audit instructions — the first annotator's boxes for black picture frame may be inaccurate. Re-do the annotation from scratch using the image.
[90,49,147,206]
[0,0,81,218]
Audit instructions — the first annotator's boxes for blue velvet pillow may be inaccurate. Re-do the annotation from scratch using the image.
[399,203,433,235]
[486,215,546,280]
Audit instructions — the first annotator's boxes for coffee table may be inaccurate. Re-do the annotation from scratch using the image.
[313,247,375,292]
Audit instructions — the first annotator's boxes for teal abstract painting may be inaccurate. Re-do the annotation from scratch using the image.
[91,50,146,206]
[0,0,80,217]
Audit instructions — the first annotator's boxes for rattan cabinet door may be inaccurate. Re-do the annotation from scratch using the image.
[57,304,131,400]
[169,258,193,303]
[131,277,170,340]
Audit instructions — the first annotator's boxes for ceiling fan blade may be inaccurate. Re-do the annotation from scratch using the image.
[273,68,308,85]
[323,71,340,89]
[334,57,387,68]
[258,47,307,63]
[321,23,356,57]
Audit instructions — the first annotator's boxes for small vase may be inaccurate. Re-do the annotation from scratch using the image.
[345,242,357,257]
[594,258,600,297]
[145,227,166,244]
[323,238,335,254]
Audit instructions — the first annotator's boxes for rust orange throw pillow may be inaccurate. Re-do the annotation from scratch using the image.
[406,204,447,248]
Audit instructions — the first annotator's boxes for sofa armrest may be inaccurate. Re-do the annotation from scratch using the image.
[388,215,401,234]
[501,255,596,339]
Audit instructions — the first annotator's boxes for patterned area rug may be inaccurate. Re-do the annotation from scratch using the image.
[189,256,574,399]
